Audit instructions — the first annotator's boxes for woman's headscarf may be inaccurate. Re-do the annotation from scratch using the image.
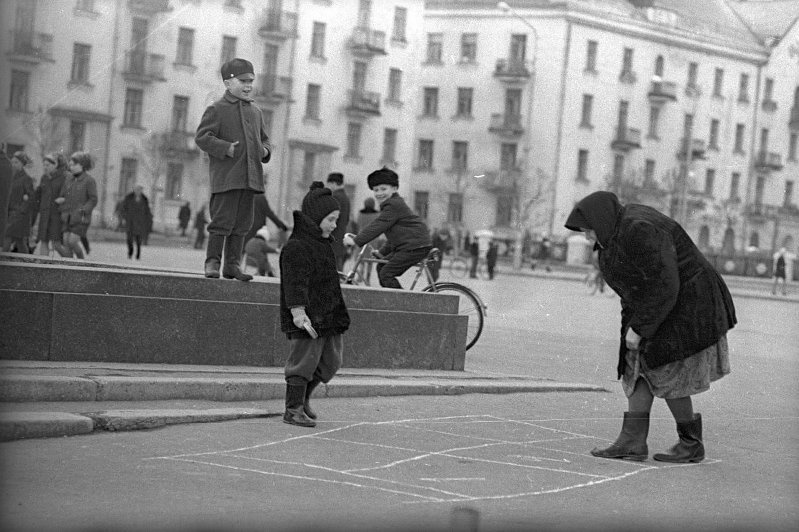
[564,191,623,248]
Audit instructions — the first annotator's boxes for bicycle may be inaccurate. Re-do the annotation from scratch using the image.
[339,244,487,350]
[447,253,488,280]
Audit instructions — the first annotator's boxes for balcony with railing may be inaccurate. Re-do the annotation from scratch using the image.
[128,0,172,15]
[755,151,783,171]
[160,131,199,158]
[647,80,677,104]
[258,9,298,41]
[7,30,53,64]
[677,138,707,161]
[610,127,642,151]
[122,51,166,83]
[488,113,524,137]
[254,74,292,103]
[349,27,387,57]
[493,59,531,82]
[477,167,522,193]
[345,89,381,117]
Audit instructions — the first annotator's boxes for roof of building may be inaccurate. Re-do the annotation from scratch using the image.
[726,0,799,45]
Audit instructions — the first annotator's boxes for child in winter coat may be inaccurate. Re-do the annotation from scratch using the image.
[279,182,350,427]
[343,167,432,289]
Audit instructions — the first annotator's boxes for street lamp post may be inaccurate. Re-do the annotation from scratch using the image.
[498,2,538,270]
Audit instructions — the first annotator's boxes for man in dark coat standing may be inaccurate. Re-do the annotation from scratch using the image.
[177,201,191,236]
[0,145,12,244]
[244,193,287,246]
[121,185,152,260]
[195,58,271,281]
[326,172,351,271]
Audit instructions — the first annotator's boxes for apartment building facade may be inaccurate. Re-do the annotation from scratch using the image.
[1,0,425,232]
[419,0,798,257]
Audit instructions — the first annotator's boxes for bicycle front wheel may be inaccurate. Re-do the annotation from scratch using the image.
[423,282,485,350]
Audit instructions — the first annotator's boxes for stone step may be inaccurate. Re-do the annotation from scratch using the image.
[0,258,467,370]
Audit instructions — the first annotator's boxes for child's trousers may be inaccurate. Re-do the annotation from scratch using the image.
[285,334,343,383]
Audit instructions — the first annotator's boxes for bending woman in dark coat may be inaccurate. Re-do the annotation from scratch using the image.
[565,191,736,463]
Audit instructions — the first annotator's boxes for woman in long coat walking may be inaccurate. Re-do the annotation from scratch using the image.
[121,185,152,260]
[565,191,736,463]
[4,151,36,252]
[56,151,97,259]
[34,152,68,256]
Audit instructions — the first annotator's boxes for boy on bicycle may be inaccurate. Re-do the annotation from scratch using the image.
[343,167,432,289]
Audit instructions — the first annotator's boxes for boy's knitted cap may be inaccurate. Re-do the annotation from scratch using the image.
[221,58,255,81]
[69,151,93,171]
[301,181,340,225]
[367,166,399,189]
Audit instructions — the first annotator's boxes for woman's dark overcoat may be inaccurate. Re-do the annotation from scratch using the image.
[6,169,36,239]
[566,192,736,378]
[35,168,67,242]
[279,211,350,339]
[58,171,98,237]
[121,192,152,237]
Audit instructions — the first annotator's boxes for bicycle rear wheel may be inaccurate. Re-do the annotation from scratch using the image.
[423,282,485,350]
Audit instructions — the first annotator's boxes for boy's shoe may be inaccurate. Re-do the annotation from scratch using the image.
[283,408,316,427]
[204,259,220,278]
[222,265,253,282]
[284,382,316,427]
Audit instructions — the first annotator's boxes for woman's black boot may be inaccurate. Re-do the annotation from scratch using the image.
[653,414,704,463]
[304,378,321,420]
[283,383,316,428]
[590,411,649,461]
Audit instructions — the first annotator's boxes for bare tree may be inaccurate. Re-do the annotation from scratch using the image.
[134,131,168,203]
[24,106,67,160]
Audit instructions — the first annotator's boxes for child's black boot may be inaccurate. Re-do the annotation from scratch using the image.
[222,234,253,282]
[204,234,224,278]
[304,378,322,420]
[283,381,316,428]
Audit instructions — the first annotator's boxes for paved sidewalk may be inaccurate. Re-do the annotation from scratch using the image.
[0,361,607,442]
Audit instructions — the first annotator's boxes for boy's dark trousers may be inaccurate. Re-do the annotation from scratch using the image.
[206,189,255,280]
[377,247,432,289]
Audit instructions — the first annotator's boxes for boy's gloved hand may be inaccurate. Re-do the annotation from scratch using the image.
[343,233,356,247]
[290,307,310,329]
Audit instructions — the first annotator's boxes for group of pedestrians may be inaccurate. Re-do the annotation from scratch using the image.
[1,146,97,259]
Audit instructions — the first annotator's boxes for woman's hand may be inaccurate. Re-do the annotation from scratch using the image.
[625,328,641,350]
[54,197,65,205]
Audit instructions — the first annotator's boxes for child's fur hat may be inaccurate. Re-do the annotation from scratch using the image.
[301,181,340,225]
[367,166,399,189]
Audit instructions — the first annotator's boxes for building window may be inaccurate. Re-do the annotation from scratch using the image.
[426,33,443,64]
[654,55,664,78]
[734,123,745,153]
[456,87,473,117]
[580,94,593,127]
[789,133,798,161]
[165,162,183,200]
[346,122,362,158]
[69,120,86,153]
[713,67,724,97]
[452,141,468,170]
[392,6,407,42]
[305,83,321,120]
[123,88,143,127]
[687,61,698,88]
[76,0,95,11]
[754,176,765,206]
[417,139,434,170]
[460,33,477,63]
[730,172,740,200]
[387,68,402,102]
[576,149,588,182]
[423,87,439,117]
[496,195,513,227]
[764,77,774,101]
[352,60,367,92]
[447,192,463,223]
[176,27,195,66]
[382,128,397,164]
[414,191,429,219]
[302,151,316,182]
[785,180,795,207]
[119,157,137,196]
[221,36,237,65]
[585,40,597,72]
[357,0,371,27]
[9,70,30,111]
[704,169,715,196]
[644,159,655,184]
[310,22,325,58]
[171,96,189,132]
[612,153,624,191]
[647,105,660,139]
[621,47,633,74]
[738,73,749,103]
[760,128,769,152]
[70,43,91,83]
[709,119,720,150]
[509,34,527,64]
[500,143,517,169]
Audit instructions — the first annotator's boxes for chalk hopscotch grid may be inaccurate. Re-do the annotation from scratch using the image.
[149,414,716,503]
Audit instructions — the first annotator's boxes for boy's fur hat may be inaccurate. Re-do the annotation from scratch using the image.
[221,58,255,80]
[301,181,340,225]
[367,166,399,189]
